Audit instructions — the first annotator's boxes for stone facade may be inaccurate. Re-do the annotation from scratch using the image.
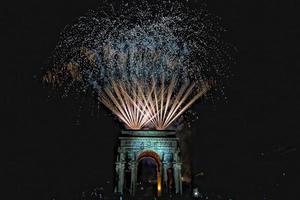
[114,130,182,196]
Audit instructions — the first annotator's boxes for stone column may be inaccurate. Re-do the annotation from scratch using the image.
[178,163,183,194]
[129,161,137,196]
[173,162,179,194]
[115,161,125,194]
[115,151,125,194]
[173,149,182,195]
[162,162,169,193]
[114,161,119,193]
[173,162,183,194]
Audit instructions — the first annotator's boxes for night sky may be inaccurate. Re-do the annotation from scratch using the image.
[2,0,299,199]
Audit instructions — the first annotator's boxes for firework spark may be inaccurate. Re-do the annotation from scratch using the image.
[42,0,231,130]
[99,77,211,130]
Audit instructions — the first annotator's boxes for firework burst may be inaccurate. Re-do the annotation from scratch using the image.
[42,0,231,130]
[99,77,211,130]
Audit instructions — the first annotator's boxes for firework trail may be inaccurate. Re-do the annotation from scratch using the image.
[99,77,211,130]
[43,0,231,130]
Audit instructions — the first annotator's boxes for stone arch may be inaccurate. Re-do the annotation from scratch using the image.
[114,130,182,196]
[137,150,162,196]
[137,150,161,169]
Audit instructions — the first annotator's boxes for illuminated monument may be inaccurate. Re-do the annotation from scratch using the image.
[114,130,182,197]
[41,1,230,198]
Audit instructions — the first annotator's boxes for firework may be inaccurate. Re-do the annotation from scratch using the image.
[99,77,211,130]
[43,0,230,130]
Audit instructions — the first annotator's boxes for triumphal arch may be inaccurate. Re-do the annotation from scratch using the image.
[114,130,182,197]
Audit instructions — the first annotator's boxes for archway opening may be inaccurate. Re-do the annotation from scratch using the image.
[136,151,162,197]
[137,157,157,197]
